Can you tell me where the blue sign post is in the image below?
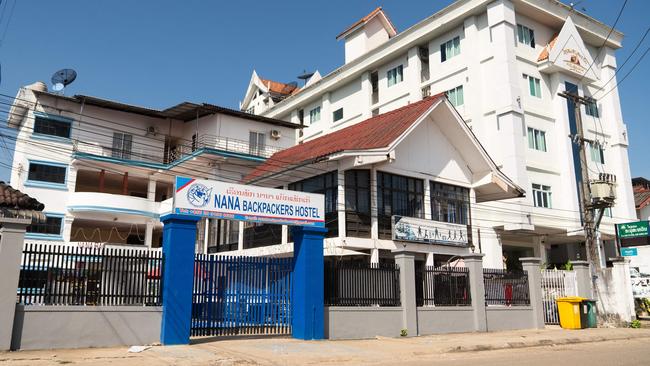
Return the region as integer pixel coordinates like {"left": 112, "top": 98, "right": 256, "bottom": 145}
{"left": 160, "top": 177, "right": 326, "bottom": 344}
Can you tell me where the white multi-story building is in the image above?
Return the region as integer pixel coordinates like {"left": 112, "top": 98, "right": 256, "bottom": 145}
{"left": 7, "top": 82, "right": 297, "bottom": 250}
{"left": 240, "top": 0, "right": 637, "bottom": 268}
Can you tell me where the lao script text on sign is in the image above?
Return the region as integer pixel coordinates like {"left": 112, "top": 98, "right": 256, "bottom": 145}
{"left": 617, "top": 221, "right": 649, "bottom": 239}
{"left": 173, "top": 176, "right": 325, "bottom": 227}
{"left": 392, "top": 215, "right": 468, "bottom": 247}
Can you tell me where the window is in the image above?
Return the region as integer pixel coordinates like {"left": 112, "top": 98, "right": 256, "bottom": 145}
{"left": 532, "top": 184, "right": 552, "bottom": 208}
{"left": 523, "top": 74, "right": 541, "bottom": 98}
{"left": 298, "top": 109, "right": 304, "bottom": 125}
{"left": 27, "top": 214, "right": 63, "bottom": 236}
{"left": 527, "top": 127, "right": 547, "bottom": 152}
{"left": 191, "top": 134, "right": 197, "bottom": 152}
{"left": 377, "top": 172, "right": 424, "bottom": 239}
{"left": 249, "top": 131, "right": 265, "bottom": 156}
{"left": 430, "top": 182, "right": 470, "bottom": 225}
{"left": 289, "top": 171, "right": 338, "bottom": 237}
{"left": 333, "top": 108, "right": 344, "bottom": 122}
{"left": 589, "top": 141, "right": 605, "bottom": 164}
{"left": 112, "top": 132, "right": 133, "bottom": 159}
{"left": 387, "top": 65, "right": 403, "bottom": 87}
{"left": 446, "top": 86, "right": 464, "bottom": 107}
{"left": 345, "top": 170, "right": 371, "bottom": 238}
{"left": 33, "top": 115, "right": 71, "bottom": 139}
{"left": 309, "top": 106, "right": 321, "bottom": 124}
{"left": 371, "top": 71, "right": 379, "bottom": 104}
{"left": 585, "top": 99, "right": 599, "bottom": 117}
{"left": 440, "top": 36, "right": 461, "bottom": 62}
{"left": 602, "top": 207, "right": 612, "bottom": 218}
{"left": 27, "top": 162, "right": 66, "bottom": 184}
{"left": 517, "top": 24, "right": 535, "bottom": 48}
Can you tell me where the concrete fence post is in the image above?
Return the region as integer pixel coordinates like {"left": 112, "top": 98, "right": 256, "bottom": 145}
{"left": 393, "top": 250, "right": 417, "bottom": 337}
{"left": 570, "top": 260, "right": 593, "bottom": 298}
{"left": 0, "top": 218, "right": 31, "bottom": 351}
{"left": 520, "top": 257, "right": 544, "bottom": 329}
{"left": 463, "top": 253, "right": 486, "bottom": 332}
{"left": 610, "top": 257, "right": 635, "bottom": 322}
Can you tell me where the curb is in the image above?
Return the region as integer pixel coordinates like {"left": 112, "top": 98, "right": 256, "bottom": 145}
{"left": 448, "top": 334, "right": 650, "bottom": 353}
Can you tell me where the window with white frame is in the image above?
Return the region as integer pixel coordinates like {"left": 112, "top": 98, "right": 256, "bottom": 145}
{"left": 585, "top": 99, "right": 599, "bottom": 117}
{"left": 524, "top": 74, "right": 541, "bottom": 98}
{"left": 387, "top": 65, "right": 403, "bottom": 87}
{"left": 440, "top": 36, "right": 460, "bottom": 62}
{"left": 527, "top": 127, "right": 547, "bottom": 152}
{"left": 309, "top": 106, "right": 321, "bottom": 124}
{"left": 532, "top": 183, "right": 552, "bottom": 208}
{"left": 589, "top": 141, "right": 605, "bottom": 164}
{"left": 112, "top": 132, "right": 133, "bottom": 159}
{"left": 517, "top": 24, "right": 535, "bottom": 48}
{"left": 249, "top": 131, "right": 266, "bottom": 156}
{"left": 446, "top": 85, "right": 464, "bottom": 107}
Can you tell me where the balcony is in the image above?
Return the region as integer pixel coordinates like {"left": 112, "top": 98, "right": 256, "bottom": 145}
{"left": 67, "top": 192, "right": 161, "bottom": 218}
{"left": 73, "top": 134, "right": 283, "bottom": 167}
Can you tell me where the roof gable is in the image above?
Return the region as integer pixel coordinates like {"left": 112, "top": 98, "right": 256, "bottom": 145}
{"left": 539, "top": 16, "right": 599, "bottom": 81}
{"left": 336, "top": 7, "right": 397, "bottom": 40}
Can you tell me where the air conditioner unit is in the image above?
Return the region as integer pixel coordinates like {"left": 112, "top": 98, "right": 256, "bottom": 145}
{"left": 270, "top": 130, "right": 281, "bottom": 140}
{"left": 146, "top": 126, "right": 157, "bottom": 136}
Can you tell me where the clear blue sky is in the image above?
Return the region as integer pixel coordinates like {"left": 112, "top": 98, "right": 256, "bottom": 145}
{"left": 0, "top": 0, "right": 648, "bottom": 182}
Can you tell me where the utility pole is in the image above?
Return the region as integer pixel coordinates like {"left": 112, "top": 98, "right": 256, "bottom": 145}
{"left": 558, "top": 91, "right": 606, "bottom": 300}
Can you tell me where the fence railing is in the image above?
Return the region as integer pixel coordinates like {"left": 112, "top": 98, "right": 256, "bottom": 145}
{"left": 324, "top": 261, "right": 401, "bottom": 307}
{"left": 418, "top": 266, "right": 471, "bottom": 306}
{"left": 18, "top": 243, "right": 163, "bottom": 306}
{"left": 483, "top": 268, "right": 530, "bottom": 306}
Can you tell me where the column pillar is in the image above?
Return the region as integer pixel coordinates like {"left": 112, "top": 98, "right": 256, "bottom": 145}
{"left": 425, "top": 252, "right": 434, "bottom": 267}
{"left": 61, "top": 215, "right": 74, "bottom": 242}
{"left": 147, "top": 177, "right": 156, "bottom": 201}
{"left": 360, "top": 71, "right": 372, "bottom": 119}
{"left": 144, "top": 220, "right": 154, "bottom": 248}
{"left": 370, "top": 168, "right": 379, "bottom": 240}
{"left": 0, "top": 218, "right": 31, "bottom": 351}
{"left": 520, "top": 257, "right": 545, "bottom": 329}
{"left": 337, "top": 169, "right": 346, "bottom": 238}
{"left": 406, "top": 46, "right": 423, "bottom": 103}
{"left": 611, "top": 257, "right": 635, "bottom": 322}
{"left": 291, "top": 226, "right": 328, "bottom": 340}
{"left": 370, "top": 248, "right": 379, "bottom": 264}
{"left": 571, "top": 260, "right": 593, "bottom": 298}
{"left": 463, "top": 253, "right": 486, "bottom": 332}
{"left": 393, "top": 250, "right": 417, "bottom": 336}
{"left": 160, "top": 214, "right": 199, "bottom": 345}
{"left": 237, "top": 221, "right": 244, "bottom": 251}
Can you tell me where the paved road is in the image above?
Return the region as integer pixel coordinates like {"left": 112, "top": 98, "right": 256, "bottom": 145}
{"left": 395, "top": 339, "right": 649, "bottom": 366}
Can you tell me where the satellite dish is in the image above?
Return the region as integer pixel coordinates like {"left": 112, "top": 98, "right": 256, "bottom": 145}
{"left": 51, "top": 69, "right": 77, "bottom": 89}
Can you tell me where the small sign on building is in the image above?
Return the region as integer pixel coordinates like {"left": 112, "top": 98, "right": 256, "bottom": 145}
{"left": 621, "top": 247, "right": 638, "bottom": 257}
{"left": 392, "top": 215, "right": 468, "bottom": 247}
{"left": 617, "top": 221, "right": 649, "bottom": 239}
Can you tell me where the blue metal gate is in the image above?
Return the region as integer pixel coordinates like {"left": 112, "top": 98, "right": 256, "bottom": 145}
{"left": 191, "top": 255, "right": 292, "bottom": 337}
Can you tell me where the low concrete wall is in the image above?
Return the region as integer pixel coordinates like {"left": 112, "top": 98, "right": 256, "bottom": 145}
{"left": 325, "top": 307, "right": 403, "bottom": 340}
{"left": 485, "top": 306, "right": 536, "bottom": 332}
{"left": 417, "top": 307, "right": 476, "bottom": 335}
{"left": 11, "top": 305, "right": 162, "bottom": 350}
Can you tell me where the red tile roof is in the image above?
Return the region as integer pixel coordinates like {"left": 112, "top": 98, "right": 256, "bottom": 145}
{"left": 243, "top": 94, "right": 445, "bottom": 183}
{"left": 538, "top": 33, "right": 559, "bottom": 62}
{"left": 260, "top": 78, "right": 300, "bottom": 96}
{"left": 336, "top": 7, "right": 397, "bottom": 40}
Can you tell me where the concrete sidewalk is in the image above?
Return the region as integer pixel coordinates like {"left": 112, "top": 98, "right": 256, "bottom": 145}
{"left": 2, "top": 327, "right": 650, "bottom": 366}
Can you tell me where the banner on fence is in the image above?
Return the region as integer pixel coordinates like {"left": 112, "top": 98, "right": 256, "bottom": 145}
{"left": 173, "top": 176, "right": 325, "bottom": 227}
{"left": 392, "top": 215, "right": 468, "bottom": 247}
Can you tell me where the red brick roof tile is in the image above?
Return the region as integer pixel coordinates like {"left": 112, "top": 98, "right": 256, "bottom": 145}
{"left": 244, "top": 94, "right": 445, "bottom": 183}
{"left": 260, "top": 78, "right": 300, "bottom": 96}
{"left": 538, "top": 33, "right": 559, "bottom": 62}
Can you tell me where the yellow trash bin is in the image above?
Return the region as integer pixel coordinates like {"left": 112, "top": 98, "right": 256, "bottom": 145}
{"left": 556, "top": 297, "right": 586, "bottom": 329}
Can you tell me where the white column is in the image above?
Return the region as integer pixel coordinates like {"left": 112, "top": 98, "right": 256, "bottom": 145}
{"left": 322, "top": 92, "right": 331, "bottom": 125}
{"left": 370, "top": 167, "right": 379, "bottom": 240}
{"left": 147, "top": 177, "right": 156, "bottom": 201}
{"left": 203, "top": 218, "right": 210, "bottom": 254}
{"left": 423, "top": 178, "right": 432, "bottom": 220}
{"left": 370, "top": 248, "right": 379, "bottom": 264}
{"left": 407, "top": 46, "right": 423, "bottom": 103}
{"left": 282, "top": 185, "right": 289, "bottom": 244}
{"left": 360, "top": 71, "right": 373, "bottom": 119}
{"left": 425, "top": 252, "right": 434, "bottom": 266}
{"left": 238, "top": 221, "right": 245, "bottom": 251}
{"left": 144, "top": 220, "right": 154, "bottom": 248}
{"left": 62, "top": 215, "right": 74, "bottom": 243}
{"left": 337, "top": 169, "right": 346, "bottom": 238}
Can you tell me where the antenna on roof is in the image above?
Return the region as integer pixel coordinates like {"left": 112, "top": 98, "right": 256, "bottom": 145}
{"left": 297, "top": 70, "right": 315, "bottom": 86}
{"left": 51, "top": 68, "right": 77, "bottom": 94}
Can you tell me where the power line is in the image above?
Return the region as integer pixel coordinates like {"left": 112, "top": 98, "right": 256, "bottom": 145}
{"left": 596, "top": 45, "right": 650, "bottom": 100}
